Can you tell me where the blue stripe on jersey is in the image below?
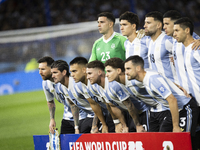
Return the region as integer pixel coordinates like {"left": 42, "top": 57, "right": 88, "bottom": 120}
{"left": 148, "top": 32, "right": 176, "bottom": 82}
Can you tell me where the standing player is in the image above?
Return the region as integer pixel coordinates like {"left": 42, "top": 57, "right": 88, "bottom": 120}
{"left": 89, "top": 12, "right": 127, "bottom": 63}
{"left": 69, "top": 57, "right": 115, "bottom": 133}
{"left": 119, "top": 11, "right": 149, "bottom": 68}
{"left": 144, "top": 11, "right": 177, "bottom": 83}
{"left": 38, "top": 56, "right": 88, "bottom": 134}
{"left": 125, "top": 55, "right": 199, "bottom": 136}
{"left": 163, "top": 10, "right": 200, "bottom": 95}
{"left": 174, "top": 17, "right": 200, "bottom": 149}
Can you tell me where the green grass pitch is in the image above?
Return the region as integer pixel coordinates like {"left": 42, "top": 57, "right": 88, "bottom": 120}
{"left": 0, "top": 90, "right": 64, "bottom": 150}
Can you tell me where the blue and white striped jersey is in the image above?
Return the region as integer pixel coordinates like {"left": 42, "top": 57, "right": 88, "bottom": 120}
{"left": 148, "top": 32, "right": 178, "bottom": 83}
{"left": 125, "top": 76, "right": 168, "bottom": 112}
{"left": 184, "top": 43, "right": 200, "bottom": 106}
{"left": 66, "top": 77, "right": 94, "bottom": 117}
{"left": 172, "top": 32, "right": 200, "bottom": 93}
{"left": 106, "top": 79, "right": 149, "bottom": 113}
{"left": 125, "top": 36, "right": 150, "bottom": 68}
{"left": 143, "top": 70, "right": 191, "bottom": 110}
{"left": 42, "top": 80, "right": 87, "bottom": 120}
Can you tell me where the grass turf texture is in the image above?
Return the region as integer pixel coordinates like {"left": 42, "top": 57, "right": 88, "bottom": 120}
{"left": 0, "top": 90, "right": 64, "bottom": 150}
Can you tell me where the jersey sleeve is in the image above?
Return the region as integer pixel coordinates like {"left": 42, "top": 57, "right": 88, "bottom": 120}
{"left": 149, "top": 76, "right": 172, "bottom": 99}
{"left": 165, "top": 36, "right": 173, "bottom": 53}
{"left": 42, "top": 80, "right": 54, "bottom": 102}
{"left": 109, "top": 81, "right": 130, "bottom": 101}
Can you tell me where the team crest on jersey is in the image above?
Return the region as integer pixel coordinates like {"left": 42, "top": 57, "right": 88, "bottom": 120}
{"left": 158, "top": 86, "right": 166, "bottom": 93}
{"left": 118, "top": 90, "right": 123, "bottom": 96}
{"left": 111, "top": 43, "right": 115, "bottom": 49}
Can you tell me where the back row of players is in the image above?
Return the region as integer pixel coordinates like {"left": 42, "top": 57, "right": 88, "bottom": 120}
{"left": 38, "top": 10, "right": 200, "bottom": 149}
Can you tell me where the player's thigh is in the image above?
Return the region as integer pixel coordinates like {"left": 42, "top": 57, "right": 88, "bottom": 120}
{"left": 179, "top": 98, "right": 199, "bottom": 136}
{"left": 159, "top": 110, "right": 172, "bottom": 132}
{"left": 60, "top": 119, "right": 75, "bottom": 134}
{"left": 79, "top": 117, "right": 93, "bottom": 133}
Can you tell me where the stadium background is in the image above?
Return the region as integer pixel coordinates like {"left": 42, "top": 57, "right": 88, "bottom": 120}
{"left": 0, "top": 0, "right": 200, "bottom": 149}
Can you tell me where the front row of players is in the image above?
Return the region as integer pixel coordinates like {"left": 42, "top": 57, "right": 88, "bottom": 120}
{"left": 38, "top": 56, "right": 199, "bottom": 139}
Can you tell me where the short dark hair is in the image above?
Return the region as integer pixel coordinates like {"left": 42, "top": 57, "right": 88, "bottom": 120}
{"left": 51, "top": 60, "right": 70, "bottom": 77}
{"left": 119, "top": 11, "right": 139, "bottom": 30}
{"left": 174, "top": 17, "right": 193, "bottom": 35}
{"left": 163, "top": 10, "right": 181, "bottom": 21}
{"left": 125, "top": 55, "right": 144, "bottom": 69}
{"left": 104, "top": 57, "right": 125, "bottom": 72}
{"left": 145, "top": 11, "right": 163, "bottom": 24}
{"left": 98, "top": 12, "right": 115, "bottom": 25}
{"left": 69, "top": 57, "right": 88, "bottom": 66}
{"left": 37, "top": 56, "right": 54, "bottom": 67}
{"left": 87, "top": 60, "right": 105, "bottom": 71}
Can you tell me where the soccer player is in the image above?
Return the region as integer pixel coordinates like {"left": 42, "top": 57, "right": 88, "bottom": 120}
{"left": 38, "top": 56, "right": 88, "bottom": 134}
{"left": 144, "top": 11, "right": 177, "bottom": 83}
{"left": 163, "top": 10, "right": 200, "bottom": 95}
{"left": 125, "top": 55, "right": 199, "bottom": 135}
{"left": 69, "top": 57, "right": 115, "bottom": 133}
{"left": 89, "top": 12, "right": 127, "bottom": 63}
{"left": 119, "top": 11, "right": 149, "bottom": 68}
{"left": 51, "top": 60, "right": 96, "bottom": 133}
{"left": 173, "top": 18, "right": 200, "bottom": 148}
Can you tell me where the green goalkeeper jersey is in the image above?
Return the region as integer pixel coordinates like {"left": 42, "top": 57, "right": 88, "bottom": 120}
{"left": 89, "top": 32, "right": 127, "bottom": 63}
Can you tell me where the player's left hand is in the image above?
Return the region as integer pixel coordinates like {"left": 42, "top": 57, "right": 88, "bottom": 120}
{"left": 101, "top": 125, "right": 109, "bottom": 133}
{"left": 90, "top": 125, "right": 99, "bottom": 133}
{"left": 192, "top": 39, "right": 200, "bottom": 50}
{"left": 136, "top": 125, "right": 146, "bottom": 132}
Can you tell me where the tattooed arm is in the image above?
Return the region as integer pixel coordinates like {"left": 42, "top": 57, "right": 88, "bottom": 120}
{"left": 67, "top": 98, "right": 80, "bottom": 134}
{"left": 48, "top": 100, "right": 56, "bottom": 134}
{"left": 91, "top": 114, "right": 100, "bottom": 133}
{"left": 123, "top": 98, "right": 146, "bottom": 132}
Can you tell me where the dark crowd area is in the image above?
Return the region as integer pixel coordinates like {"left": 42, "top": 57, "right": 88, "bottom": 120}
{"left": 0, "top": 0, "right": 200, "bottom": 31}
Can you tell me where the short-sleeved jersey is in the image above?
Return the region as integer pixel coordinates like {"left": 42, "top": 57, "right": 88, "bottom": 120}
{"left": 172, "top": 32, "right": 200, "bottom": 93}
{"left": 106, "top": 79, "right": 149, "bottom": 113}
{"left": 125, "top": 36, "right": 150, "bottom": 68}
{"left": 88, "top": 77, "right": 148, "bottom": 112}
{"left": 143, "top": 70, "right": 191, "bottom": 110}
{"left": 89, "top": 32, "right": 127, "bottom": 63}
{"left": 42, "top": 80, "right": 87, "bottom": 120}
{"left": 184, "top": 43, "right": 200, "bottom": 106}
{"left": 76, "top": 80, "right": 107, "bottom": 110}
{"left": 148, "top": 32, "right": 178, "bottom": 83}
{"left": 126, "top": 77, "right": 168, "bottom": 112}
{"left": 66, "top": 78, "right": 94, "bottom": 116}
